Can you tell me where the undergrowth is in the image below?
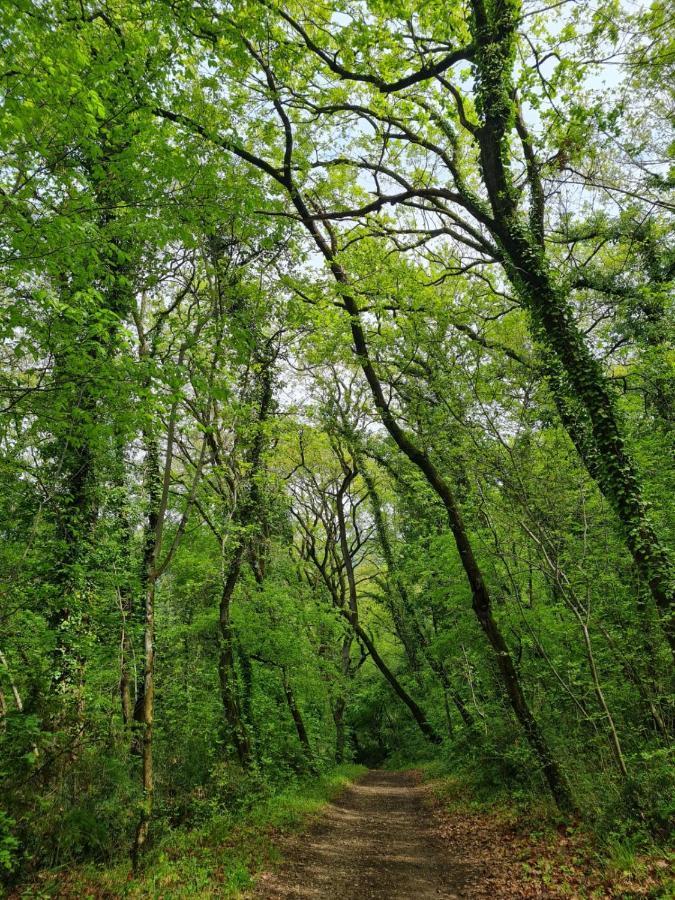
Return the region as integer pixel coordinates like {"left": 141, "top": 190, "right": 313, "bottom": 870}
{"left": 405, "top": 758, "right": 674, "bottom": 899}
{"left": 8, "top": 764, "right": 365, "bottom": 899}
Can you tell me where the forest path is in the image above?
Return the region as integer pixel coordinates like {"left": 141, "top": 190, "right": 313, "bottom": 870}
{"left": 250, "top": 769, "right": 482, "bottom": 899}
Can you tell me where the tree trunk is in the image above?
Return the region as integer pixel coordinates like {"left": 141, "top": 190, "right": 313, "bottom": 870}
{"left": 132, "top": 572, "right": 156, "bottom": 869}
{"left": 282, "top": 667, "right": 314, "bottom": 766}
{"left": 507, "top": 242, "right": 674, "bottom": 651}
{"left": 360, "top": 466, "right": 422, "bottom": 672}
{"left": 218, "top": 554, "right": 253, "bottom": 769}
{"left": 350, "top": 615, "right": 442, "bottom": 745}
{"left": 334, "top": 471, "right": 442, "bottom": 746}
{"left": 343, "top": 293, "right": 572, "bottom": 806}
{"left": 469, "top": 0, "right": 673, "bottom": 650}
{"left": 257, "top": 149, "right": 573, "bottom": 810}
{"left": 580, "top": 622, "right": 628, "bottom": 778}
{"left": 361, "top": 463, "right": 476, "bottom": 729}
{"left": 113, "top": 437, "right": 134, "bottom": 729}
{"left": 214, "top": 354, "right": 273, "bottom": 766}
{"left": 131, "top": 437, "right": 162, "bottom": 866}
{"left": 237, "top": 642, "right": 257, "bottom": 761}
{"left": 332, "top": 695, "right": 347, "bottom": 762}
{"left": 442, "top": 689, "right": 454, "bottom": 737}
{"left": 119, "top": 625, "right": 133, "bottom": 728}
{"left": 428, "top": 654, "right": 475, "bottom": 730}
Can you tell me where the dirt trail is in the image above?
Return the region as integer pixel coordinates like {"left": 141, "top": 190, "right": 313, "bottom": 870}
{"left": 251, "top": 769, "right": 482, "bottom": 899}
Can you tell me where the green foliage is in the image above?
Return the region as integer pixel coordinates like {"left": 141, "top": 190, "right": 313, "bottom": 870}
{"left": 0, "top": 812, "right": 19, "bottom": 875}
{"left": 0, "top": 0, "right": 672, "bottom": 893}
{"left": 12, "top": 765, "right": 365, "bottom": 898}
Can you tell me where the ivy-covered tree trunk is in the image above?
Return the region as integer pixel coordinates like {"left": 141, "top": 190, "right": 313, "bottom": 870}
{"left": 261, "top": 175, "right": 573, "bottom": 806}
{"left": 469, "top": 0, "right": 674, "bottom": 650}
{"left": 215, "top": 349, "right": 274, "bottom": 766}
{"left": 110, "top": 436, "right": 135, "bottom": 729}
{"left": 218, "top": 548, "right": 253, "bottom": 769}
{"left": 514, "top": 262, "right": 673, "bottom": 648}
{"left": 332, "top": 633, "right": 353, "bottom": 762}
{"left": 237, "top": 644, "right": 256, "bottom": 758}
{"left": 340, "top": 287, "right": 573, "bottom": 808}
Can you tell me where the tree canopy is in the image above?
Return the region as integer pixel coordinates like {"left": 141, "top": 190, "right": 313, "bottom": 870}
{"left": 0, "top": 0, "right": 673, "bottom": 891}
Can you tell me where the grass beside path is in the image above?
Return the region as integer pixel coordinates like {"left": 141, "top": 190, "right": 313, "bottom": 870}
{"left": 12, "top": 764, "right": 366, "bottom": 899}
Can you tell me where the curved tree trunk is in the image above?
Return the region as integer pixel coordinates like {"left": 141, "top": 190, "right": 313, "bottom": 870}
{"left": 361, "top": 463, "right": 474, "bottom": 730}
{"left": 349, "top": 615, "right": 442, "bottom": 745}
{"left": 340, "top": 297, "right": 572, "bottom": 806}
{"left": 334, "top": 468, "right": 442, "bottom": 746}
{"left": 155, "top": 99, "right": 575, "bottom": 812}
{"left": 469, "top": 0, "right": 673, "bottom": 651}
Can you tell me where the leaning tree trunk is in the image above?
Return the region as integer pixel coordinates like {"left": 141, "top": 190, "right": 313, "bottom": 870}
{"left": 350, "top": 615, "right": 442, "bottom": 745}
{"left": 333, "top": 470, "right": 442, "bottom": 745}
{"left": 158, "top": 104, "right": 575, "bottom": 811}
{"left": 340, "top": 291, "right": 572, "bottom": 807}
{"left": 281, "top": 667, "right": 315, "bottom": 768}
{"left": 469, "top": 0, "right": 673, "bottom": 651}
{"left": 504, "top": 237, "right": 673, "bottom": 650}
{"left": 270, "top": 178, "right": 573, "bottom": 808}
{"left": 361, "top": 462, "right": 475, "bottom": 728}
{"left": 360, "top": 465, "right": 422, "bottom": 672}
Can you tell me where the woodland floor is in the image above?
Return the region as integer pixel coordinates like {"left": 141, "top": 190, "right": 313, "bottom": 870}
{"left": 248, "top": 770, "right": 670, "bottom": 900}
{"left": 250, "top": 769, "right": 465, "bottom": 899}
{"left": 248, "top": 769, "right": 535, "bottom": 898}
{"left": 11, "top": 768, "right": 670, "bottom": 898}
{"left": 10, "top": 766, "right": 675, "bottom": 900}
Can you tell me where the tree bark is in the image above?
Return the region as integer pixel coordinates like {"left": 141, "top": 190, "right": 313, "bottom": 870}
{"left": 281, "top": 667, "right": 315, "bottom": 766}
{"left": 350, "top": 615, "right": 441, "bottom": 745}
{"left": 132, "top": 571, "right": 156, "bottom": 869}
{"left": 132, "top": 400, "right": 207, "bottom": 866}
{"left": 332, "top": 695, "right": 347, "bottom": 762}
{"left": 334, "top": 473, "right": 442, "bottom": 745}
{"left": 360, "top": 465, "right": 422, "bottom": 672}
{"left": 215, "top": 353, "right": 274, "bottom": 766}
{"left": 218, "top": 550, "right": 253, "bottom": 769}
{"left": 469, "top": 0, "right": 673, "bottom": 650}
{"left": 361, "top": 462, "right": 474, "bottom": 729}
{"left": 340, "top": 289, "right": 572, "bottom": 805}
{"left": 131, "top": 436, "right": 161, "bottom": 868}
{"left": 155, "top": 96, "right": 574, "bottom": 811}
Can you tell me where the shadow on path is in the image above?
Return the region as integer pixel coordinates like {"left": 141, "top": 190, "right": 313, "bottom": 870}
{"left": 251, "top": 769, "right": 484, "bottom": 899}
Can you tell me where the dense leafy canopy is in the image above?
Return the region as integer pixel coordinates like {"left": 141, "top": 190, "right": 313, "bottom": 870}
{"left": 0, "top": 0, "right": 673, "bottom": 891}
